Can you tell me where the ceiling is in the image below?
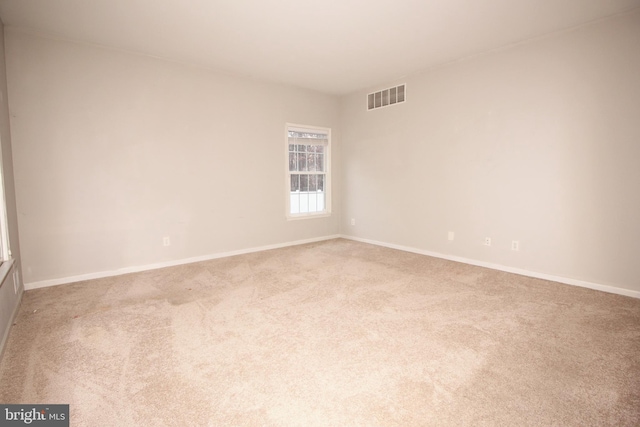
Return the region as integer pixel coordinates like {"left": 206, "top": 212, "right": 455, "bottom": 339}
{"left": 0, "top": 0, "right": 638, "bottom": 95}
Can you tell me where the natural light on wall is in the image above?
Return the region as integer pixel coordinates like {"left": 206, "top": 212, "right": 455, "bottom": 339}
{"left": 286, "top": 124, "right": 331, "bottom": 219}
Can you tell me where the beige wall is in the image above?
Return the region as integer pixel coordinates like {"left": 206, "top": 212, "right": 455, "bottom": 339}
{"left": 5, "top": 29, "right": 340, "bottom": 285}
{"left": 340, "top": 11, "right": 640, "bottom": 292}
{"left": 4, "top": 10, "right": 640, "bottom": 294}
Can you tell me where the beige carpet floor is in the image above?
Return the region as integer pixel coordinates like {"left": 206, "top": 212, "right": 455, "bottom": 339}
{"left": 1, "top": 238, "right": 639, "bottom": 426}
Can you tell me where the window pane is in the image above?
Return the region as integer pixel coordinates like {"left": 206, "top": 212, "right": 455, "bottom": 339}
{"left": 317, "top": 174, "right": 324, "bottom": 191}
{"left": 317, "top": 192, "right": 325, "bottom": 211}
{"left": 316, "top": 154, "right": 324, "bottom": 172}
{"left": 298, "top": 153, "right": 307, "bottom": 171}
{"left": 316, "top": 145, "right": 324, "bottom": 154}
{"left": 300, "top": 174, "right": 309, "bottom": 191}
{"left": 390, "top": 87, "right": 397, "bottom": 104}
{"left": 289, "top": 144, "right": 295, "bottom": 152}
{"left": 308, "top": 174, "right": 317, "bottom": 191}
{"left": 290, "top": 192, "right": 300, "bottom": 214}
{"left": 290, "top": 174, "right": 300, "bottom": 192}
{"left": 375, "top": 92, "right": 382, "bottom": 108}
{"left": 299, "top": 193, "right": 309, "bottom": 213}
{"left": 309, "top": 192, "right": 318, "bottom": 212}
{"left": 289, "top": 152, "right": 297, "bottom": 171}
{"left": 382, "top": 89, "right": 389, "bottom": 106}
{"left": 297, "top": 144, "right": 307, "bottom": 152}
{"left": 307, "top": 153, "right": 316, "bottom": 171}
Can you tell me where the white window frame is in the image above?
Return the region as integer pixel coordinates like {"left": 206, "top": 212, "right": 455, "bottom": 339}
{"left": 286, "top": 123, "right": 331, "bottom": 220}
{"left": 0, "top": 137, "right": 13, "bottom": 286}
{"left": 0, "top": 143, "right": 9, "bottom": 262}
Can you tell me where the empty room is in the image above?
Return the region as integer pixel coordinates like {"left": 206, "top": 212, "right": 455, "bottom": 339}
{"left": 0, "top": 0, "right": 639, "bottom": 425}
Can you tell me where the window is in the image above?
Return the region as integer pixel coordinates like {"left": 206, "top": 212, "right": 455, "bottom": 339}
{"left": 0, "top": 139, "right": 13, "bottom": 286}
{"left": 286, "top": 124, "right": 331, "bottom": 219}
{"left": 0, "top": 148, "right": 10, "bottom": 262}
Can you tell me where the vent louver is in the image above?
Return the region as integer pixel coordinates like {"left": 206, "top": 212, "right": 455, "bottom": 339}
{"left": 367, "top": 84, "right": 405, "bottom": 111}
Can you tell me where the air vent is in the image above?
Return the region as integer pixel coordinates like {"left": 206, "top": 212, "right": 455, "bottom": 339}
{"left": 367, "top": 84, "right": 405, "bottom": 111}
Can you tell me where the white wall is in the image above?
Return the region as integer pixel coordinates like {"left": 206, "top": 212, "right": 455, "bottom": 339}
{"left": 5, "top": 29, "right": 340, "bottom": 285}
{"left": 340, "top": 11, "right": 640, "bottom": 293}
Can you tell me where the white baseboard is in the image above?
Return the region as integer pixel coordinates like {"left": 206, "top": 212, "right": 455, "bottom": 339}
{"left": 24, "top": 234, "right": 341, "bottom": 290}
{"left": 23, "top": 233, "right": 640, "bottom": 299}
{"left": 340, "top": 235, "right": 640, "bottom": 299}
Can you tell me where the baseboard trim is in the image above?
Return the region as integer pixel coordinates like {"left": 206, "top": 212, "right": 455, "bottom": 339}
{"left": 24, "top": 234, "right": 341, "bottom": 290}
{"left": 340, "top": 235, "right": 640, "bottom": 299}
{"left": 24, "top": 234, "right": 639, "bottom": 299}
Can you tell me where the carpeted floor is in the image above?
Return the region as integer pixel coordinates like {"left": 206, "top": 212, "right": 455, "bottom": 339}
{"left": 1, "top": 238, "right": 639, "bottom": 426}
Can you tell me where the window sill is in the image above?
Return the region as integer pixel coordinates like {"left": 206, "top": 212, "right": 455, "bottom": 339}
{"left": 287, "top": 212, "right": 332, "bottom": 221}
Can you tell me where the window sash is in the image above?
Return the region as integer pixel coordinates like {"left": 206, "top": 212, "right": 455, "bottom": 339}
{"left": 288, "top": 148, "right": 325, "bottom": 173}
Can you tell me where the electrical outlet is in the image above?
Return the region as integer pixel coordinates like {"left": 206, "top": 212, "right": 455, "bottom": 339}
{"left": 448, "top": 231, "right": 454, "bottom": 241}
{"left": 484, "top": 237, "right": 491, "bottom": 246}
{"left": 351, "top": 218, "right": 356, "bottom": 226}
{"left": 163, "top": 236, "right": 170, "bottom": 246}
{"left": 511, "top": 240, "right": 519, "bottom": 251}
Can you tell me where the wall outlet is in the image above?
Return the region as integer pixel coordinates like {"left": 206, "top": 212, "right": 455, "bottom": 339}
{"left": 163, "top": 236, "right": 171, "bottom": 246}
{"left": 484, "top": 237, "right": 491, "bottom": 246}
{"left": 511, "top": 240, "right": 519, "bottom": 251}
{"left": 351, "top": 218, "right": 356, "bottom": 226}
{"left": 448, "top": 231, "right": 454, "bottom": 241}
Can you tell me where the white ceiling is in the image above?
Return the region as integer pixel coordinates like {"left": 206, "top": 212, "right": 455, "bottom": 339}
{"left": 0, "top": 0, "right": 638, "bottom": 95}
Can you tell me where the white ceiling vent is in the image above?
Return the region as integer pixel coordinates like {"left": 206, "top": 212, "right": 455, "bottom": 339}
{"left": 367, "top": 84, "right": 405, "bottom": 111}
